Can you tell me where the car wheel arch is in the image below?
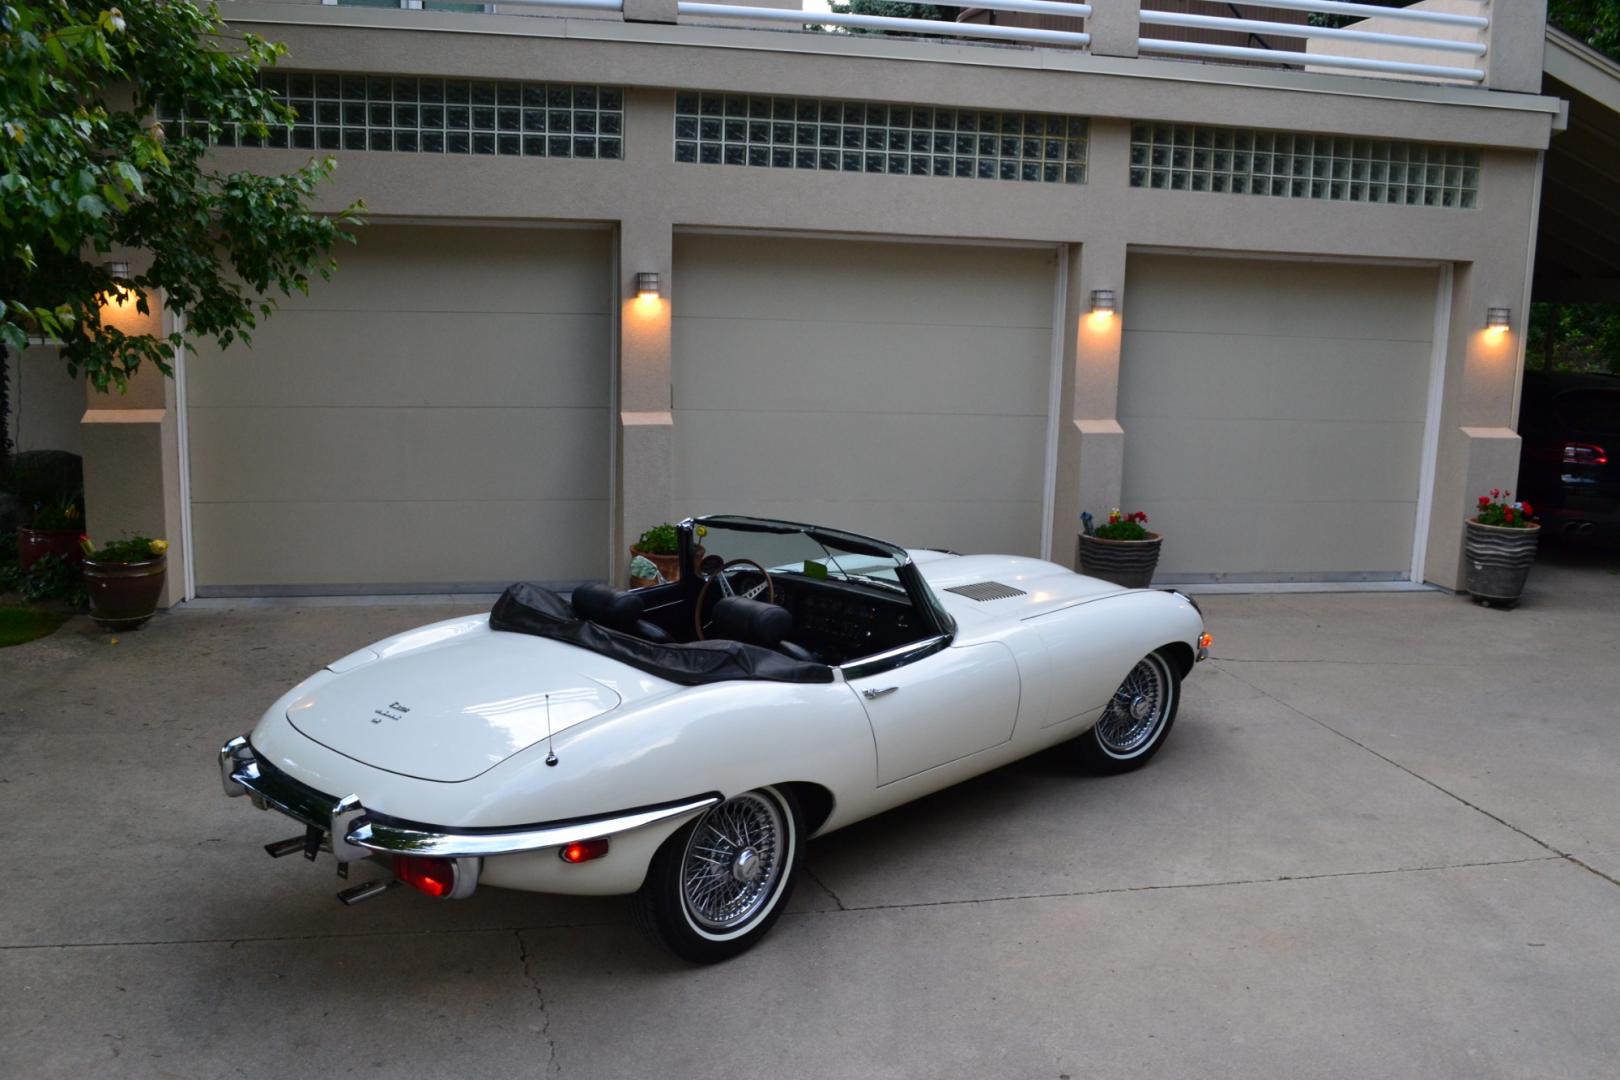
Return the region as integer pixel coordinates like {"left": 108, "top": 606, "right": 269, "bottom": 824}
{"left": 777, "top": 780, "right": 836, "bottom": 836}
{"left": 1158, "top": 641, "right": 1195, "bottom": 677}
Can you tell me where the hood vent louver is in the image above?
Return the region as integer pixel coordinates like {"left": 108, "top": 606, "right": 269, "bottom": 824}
{"left": 944, "top": 581, "right": 1027, "bottom": 602}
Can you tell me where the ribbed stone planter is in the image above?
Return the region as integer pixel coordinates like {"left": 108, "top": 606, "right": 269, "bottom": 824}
{"left": 83, "top": 556, "right": 166, "bottom": 630}
{"left": 1078, "top": 532, "right": 1163, "bottom": 589}
{"left": 1463, "top": 520, "right": 1539, "bottom": 608}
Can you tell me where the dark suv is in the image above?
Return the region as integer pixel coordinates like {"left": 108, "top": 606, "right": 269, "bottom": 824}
{"left": 1519, "top": 371, "right": 1620, "bottom": 541}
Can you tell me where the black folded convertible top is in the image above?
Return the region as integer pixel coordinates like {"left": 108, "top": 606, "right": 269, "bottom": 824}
{"left": 489, "top": 582, "right": 834, "bottom": 686}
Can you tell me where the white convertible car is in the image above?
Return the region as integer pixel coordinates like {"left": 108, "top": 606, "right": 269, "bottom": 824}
{"left": 221, "top": 515, "right": 1210, "bottom": 962}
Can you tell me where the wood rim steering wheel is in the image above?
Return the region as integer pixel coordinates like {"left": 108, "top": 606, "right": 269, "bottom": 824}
{"left": 694, "top": 558, "right": 777, "bottom": 641}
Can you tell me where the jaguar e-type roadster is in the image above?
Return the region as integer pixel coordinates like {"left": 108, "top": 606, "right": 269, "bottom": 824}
{"left": 220, "top": 515, "right": 1210, "bottom": 962}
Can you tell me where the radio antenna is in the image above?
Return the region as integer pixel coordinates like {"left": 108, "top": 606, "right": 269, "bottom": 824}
{"left": 544, "top": 693, "right": 559, "bottom": 767}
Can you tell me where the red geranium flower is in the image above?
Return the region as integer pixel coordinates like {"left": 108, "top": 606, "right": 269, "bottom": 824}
{"left": 1478, "top": 495, "right": 1489, "bottom": 507}
{"left": 1491, "top": 488, "right": 1500, "bottom": 498}
{"left": 1521, "top": 501, "right": 1533, "bottom": 516}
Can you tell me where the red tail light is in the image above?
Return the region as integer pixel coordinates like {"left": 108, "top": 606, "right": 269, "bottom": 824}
{"left": 559, "top": 837, "right": 610, "bottom": 864}
{"left": 392, "top": 855, "right": 456, "bottom": 898}
{"left": 1564, "top": 443, "right": 1608, "bottom": 466}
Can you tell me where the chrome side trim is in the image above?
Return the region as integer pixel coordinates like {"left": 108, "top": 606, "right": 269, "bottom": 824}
{"left": 839, "top": 634, "right": 951, "bottom": 680}
{"left": 222, "top": 737, "right": 720, "bottom": 860}
{"left": 346, "top": 796, "right": 720, "bottom": 859}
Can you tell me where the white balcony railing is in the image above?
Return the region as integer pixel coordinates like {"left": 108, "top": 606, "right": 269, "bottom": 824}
{"left": 680, "top": 1, "right": 1092, "bottom": 48}
{"left": 1135, "top": 1, "right": 1490, "bottom": 84}
{"left": 305, "top": 1, "right": 1505, "bottom": 88}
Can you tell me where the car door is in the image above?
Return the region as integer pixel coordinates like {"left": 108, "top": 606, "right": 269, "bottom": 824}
{"left": 845, "top": 641, "right": 1021, "bottom": 786}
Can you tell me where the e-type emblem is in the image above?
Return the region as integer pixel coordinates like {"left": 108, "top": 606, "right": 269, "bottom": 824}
{"left": 370, "top": 701, "right": 411, "bottom": 725}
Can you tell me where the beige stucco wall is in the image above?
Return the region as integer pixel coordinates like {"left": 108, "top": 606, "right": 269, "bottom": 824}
{"left": 89, "top": 6, "right": 1557, "bottom": 597}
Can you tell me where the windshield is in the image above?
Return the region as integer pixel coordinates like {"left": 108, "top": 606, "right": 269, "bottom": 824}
{"left": 689, "top": 517, "right": 908, "bottom": 593}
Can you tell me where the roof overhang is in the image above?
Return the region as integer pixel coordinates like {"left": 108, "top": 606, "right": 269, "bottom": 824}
{"left": 1536, "top": 28, "right": 1620, "bottom": 303}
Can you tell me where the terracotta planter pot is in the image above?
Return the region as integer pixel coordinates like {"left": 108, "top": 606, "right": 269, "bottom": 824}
{"left": 17, "top": 526, "right": 85, "bottom": 572}
{"left": 1463, "top": 519, "right": 1539, "bottom": 608}
{"left": 83, "top": 555, "right": 167, "bottom": 630}
{"left": 1077, "top": 532, "right": 1163, "bottom": 589}
{"left": 628, "top": 545, "right": 704, "bottom": 585}
{"left": 630, "top": 546, "right": 681, "bottom": 584}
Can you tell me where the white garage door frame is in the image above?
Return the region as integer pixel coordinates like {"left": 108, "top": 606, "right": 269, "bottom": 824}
{"left": 672, "top": 226, "right": 1068, "bottom": 560}
{"left": 171, "top": 218, "right": 617, "bottom": 601}
{"left": 1124, "top": 246, "right": 1454, "bottom": 586}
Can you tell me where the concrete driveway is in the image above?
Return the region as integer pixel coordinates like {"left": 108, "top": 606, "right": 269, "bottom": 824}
{"left": 3, "top": 549, "right": 1618, "bottom": 1079}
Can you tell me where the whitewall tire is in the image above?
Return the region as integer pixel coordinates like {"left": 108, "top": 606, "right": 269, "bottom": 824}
{"left": 632, "top": 785, "right": 802, "bottom": 963}
{"left": 1075, "top": 650, "right": 1181, "bottom": 774}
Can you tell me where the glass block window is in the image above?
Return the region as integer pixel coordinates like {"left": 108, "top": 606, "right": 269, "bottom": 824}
{"left": 673, "top": 92, "right": 1088, "bottom": 184}
{"left": 160, "top": 73, "right": 624, "bottom": 160}
{"left": 1128, "top": 123, "right": 1480, "bottom": 209}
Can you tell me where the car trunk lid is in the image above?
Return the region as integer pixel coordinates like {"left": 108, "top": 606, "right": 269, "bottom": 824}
{"left": 286, "top": 631, "right": 626, "bottom": 782}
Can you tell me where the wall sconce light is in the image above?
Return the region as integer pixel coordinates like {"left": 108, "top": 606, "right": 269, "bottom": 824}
{"left": 1485, "top": 306, "right": 1512, "bottom": 339}
{"left": 1090, "top": 289, "right": 1117, "bottom": 317}
{"left": 99, "top": 260, "right": 137, "bottom": 314}
{"left": 635, "top": 272, "right": 661, "bottom": 299}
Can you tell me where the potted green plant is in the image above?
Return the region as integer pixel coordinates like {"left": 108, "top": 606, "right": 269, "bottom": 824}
{"left": 1078, "top": 509, "right": 1163, "bottom": 589}
{"left": 1464, "top": 489, "right": 1539, "bottom": 608}
{"left": 630, "top": 523, "right": 684, "bottom": 584}
{"left": 17, "top": 497, "right": 86, "bottom": 572}
{"left": 79, "top": 534, "right": 168, "bottom": 630}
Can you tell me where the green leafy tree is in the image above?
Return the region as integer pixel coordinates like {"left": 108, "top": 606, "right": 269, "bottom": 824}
{"left": 826, "top": 1, "right": 961, "bottom": 34}
{"left": 1548, "top": 0, "right": 1620, "bottom": 57}
{"left": 1528, "top": 303, "right": 1620, "bottom": 374}
{"left": 0, "top": 0, "right": 362, "bottom": 463}
{"left": 1309, "top": 1, "right": 1406, "bottom": 30}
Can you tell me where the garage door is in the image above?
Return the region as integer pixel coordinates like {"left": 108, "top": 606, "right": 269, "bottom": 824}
{"left": 673, "top": 234, "right": 1055, "bottom": 556}
{"left": 1119, "top": 254, "right": 1437, "bottom": 582}
{"left": 187, "top": 225, "right": 611, "bottom": 594}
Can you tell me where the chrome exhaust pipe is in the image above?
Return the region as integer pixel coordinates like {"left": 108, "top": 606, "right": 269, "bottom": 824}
{"left": 337, "top": 878, "right": 402, "bottom": 906}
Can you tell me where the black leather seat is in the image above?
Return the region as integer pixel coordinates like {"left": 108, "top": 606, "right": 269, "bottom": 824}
{"left": 711, "top": 596, "right": 818, "bottom": 663}
{"left": 571, "top": 583, "right": 673, "bottom": 643}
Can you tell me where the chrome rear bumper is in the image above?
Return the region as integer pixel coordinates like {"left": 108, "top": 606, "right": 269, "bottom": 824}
{"left": 219, "top": 735, "right": 720, "bottom": 861}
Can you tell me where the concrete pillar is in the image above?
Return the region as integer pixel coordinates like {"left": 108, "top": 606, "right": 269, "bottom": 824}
{"left": 1483, "top": 0, "right": 1548, "bottom": 93}
{"left": 1053, "top": 227, "right": 1130, "bottom": 568}
{"left": 614, "top": 87, "right": 677, "bottom": 583}
{"left": 79, "top": 277, "right": 187, "bottom": 608}
{"left": 1421, "top": 155, "right": 1537, "bottom": 590}
{"left": 1086, "top": 1, "right": 1139, "bottom": 59}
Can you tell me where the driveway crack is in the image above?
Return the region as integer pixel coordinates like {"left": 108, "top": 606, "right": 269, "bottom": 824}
{"left": 807, "top": 855, "right": 1560, "bottom": 915}
{"left": 803, "top": 865, "right": 847, "bottom": 910}
{"left": 515, "top": 929, "right": 560, "bottom": 1077}
{"left": 1215, "top": 662, "right": 1620, "bottom": 892}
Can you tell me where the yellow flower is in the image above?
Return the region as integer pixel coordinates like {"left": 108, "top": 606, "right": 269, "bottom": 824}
{"left": 149, "top": 539, "right": 169, "bottom": 555}
{"left": 696, "top": 525, "right": 708, "bottom": 538}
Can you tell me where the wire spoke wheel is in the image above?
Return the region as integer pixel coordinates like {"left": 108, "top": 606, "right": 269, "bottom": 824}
{"left": 679, "top": 791, "right": 787, "bottom": 932}
{"left": 1084, "top": 651, "right": 1179, "bottom": 769}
